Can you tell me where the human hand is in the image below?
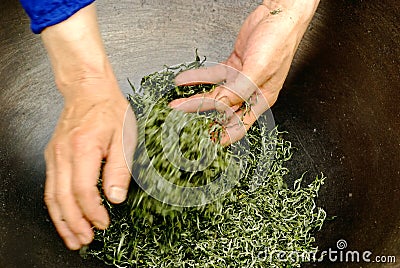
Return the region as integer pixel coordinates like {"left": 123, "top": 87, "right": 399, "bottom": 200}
{"left": 41, "top": 4, "right": 137, "bottom": 249}
{"left": 170, "top": 0, "right": 319, "bottom": 145}
{"left": 44, "top": 80, "right": 137, "bottom": 250}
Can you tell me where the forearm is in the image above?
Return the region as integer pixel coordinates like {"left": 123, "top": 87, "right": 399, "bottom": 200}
{"left": 262, "top": 0, "right": 320, "bottom": 22}
{"left": 41, "top": 3, "right": 114, "bottom": 100}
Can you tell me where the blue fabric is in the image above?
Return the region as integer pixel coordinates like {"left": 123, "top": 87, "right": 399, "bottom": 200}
{"left": 20, "top": 0, "right": 95, "bottom": 34}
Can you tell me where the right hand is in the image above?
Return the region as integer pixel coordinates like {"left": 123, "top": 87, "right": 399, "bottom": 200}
{"left": 170, "top": 0, "right": 319, "bottom": 145}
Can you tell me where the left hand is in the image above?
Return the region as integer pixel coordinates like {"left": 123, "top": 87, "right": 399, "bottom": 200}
{"left": 170, "top": 0, "right": 319, "bottom": 145}
{"left": 41, "top": 4, "right": 137, "bottom": 250}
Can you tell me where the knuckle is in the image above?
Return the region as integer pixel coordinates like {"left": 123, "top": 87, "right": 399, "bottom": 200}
{"left": 67, "top": 218, "right": 84, "bottom": 232}
{"left": 103, "top": 164, "right": 130, "bottom": 184}
{"left": 44, "top": 145, "right": 51, "bottom": 160}
{"left": 75, "top": 193, "right": 103, "bottom": 220}
{"left": 44, "top": 140, "right": 64, "bottom": 161}
{"left": 54, "top": 190, "right": 69, "bottom": 205}
{"left": 114, "top": 168, "right": 131, "bottom": 183}
{"left": 83, "top": 203, "right": 101, "bottom": 220}
{"left": 71, "top": 130, "right": 89, "bottom": 152}
{"left": 43, "top": 191, "right": 54, "bottom": 206}
{"left": 72, "top": 186, "right": 101, "bottom": 212}
{"left": 72, "top": 184, "right": 91, "bottom": 199}
{"left": 50, "top": 142, "right": 67, "bottom": 161}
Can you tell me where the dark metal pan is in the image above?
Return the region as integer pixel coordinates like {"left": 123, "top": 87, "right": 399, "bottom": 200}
{"left": 0, "top": 0, "right": 399, "bottom": 267}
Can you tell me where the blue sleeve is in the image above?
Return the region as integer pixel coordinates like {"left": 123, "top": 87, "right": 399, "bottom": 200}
{"left": 20, "top": 0, "right": 95, "bottom": 34}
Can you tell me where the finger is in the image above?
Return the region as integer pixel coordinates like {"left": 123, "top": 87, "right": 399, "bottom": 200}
{"left": 171, "top": 72, "right": 259, "bottom": 114}
{"left": 174, "top": 63, "right": 227, "bottom": 86}
{"left": 170, "top": 82, "right": 254, "bottom": 114}
{"left": 121, "top": 104, "right": 138, "bottom": 175}
{"left": 70, "top": 130, "right": 110, "bottom": 231}
{"left": 44, "top": 148, "right": 82, "bottom": 250}
{"left": 220, "top": 110, "right": 249, "bottom": 146}
{"left": 52, "top": 142, "right": 95, "bottom": 246}
{"left": 101, "top": 104, "right": 134, "bottom": 205}
{"left": 169, "top": 88, "right": 222, "bottom": 113}
{"left": 221, "top": 93, "right": 271, "bottom": 146}
{"left": 216, "top": 73, "right": 259, "bottom": 107}
{"left": 224, "top": 104, "right": 241, "bottom": 120}
{"left": 102, "top": 128, "right": 132, "bottom": 205}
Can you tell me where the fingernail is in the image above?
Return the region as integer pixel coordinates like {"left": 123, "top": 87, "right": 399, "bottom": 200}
{"left": 78, "top": 234, "right": 92, "bottom": 245}
{"left": 173, "top": 76, "right": 184, "bottom": 85}
{"left": 215, "top": 96, "right": 230, "bottom": 111}
{"left": 67, "top": 238, "right": 81, "bottom": 250}
{"left": 168, "top": 99, "right": 181, "bottom": 108}
{"left": 109, "top": 186, "right": 127, "bottom": 204}
{"left": 93, "top": 220, "right": 109, "bottom": 230}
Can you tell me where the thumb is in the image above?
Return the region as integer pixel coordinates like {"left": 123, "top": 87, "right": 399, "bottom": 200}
{"left": 102, "top": 139, "right": 132, "bottom": 204}
{"left": 102, "top": 106, "right": 137, "bottom": 204}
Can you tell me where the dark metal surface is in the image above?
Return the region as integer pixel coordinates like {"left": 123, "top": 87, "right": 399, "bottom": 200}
{"left": 0, "top": 0, "right": 399, "bottom": 267}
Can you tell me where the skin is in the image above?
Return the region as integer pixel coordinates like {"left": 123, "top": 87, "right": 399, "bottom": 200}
{"left": 41, "top": 4, "right": 137, "bottom": 250}
{"left": 40, "top": 0, "right": 319, "bottom": 250}
{"left": 170, "top": 0, "right": 320, "bottom": 145}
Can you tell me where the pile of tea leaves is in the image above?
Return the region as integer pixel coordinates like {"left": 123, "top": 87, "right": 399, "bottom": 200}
{"left": 82, "top": 58, "right": 327, "bottom": 267}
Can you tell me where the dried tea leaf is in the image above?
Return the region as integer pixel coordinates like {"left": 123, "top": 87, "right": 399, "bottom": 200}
{"left": 84, "top": 58, "right": 327, "bottom": 268}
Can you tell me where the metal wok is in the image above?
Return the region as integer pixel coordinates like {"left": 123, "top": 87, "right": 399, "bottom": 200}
{"left": 0, "top": 0, "right": 399, "bottom": 267}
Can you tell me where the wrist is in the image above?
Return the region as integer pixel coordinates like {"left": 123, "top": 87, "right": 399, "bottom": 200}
{"left": 263, "top": 0, "right": 319, "bottom": 23}
{"left": 60, "top": 76, "right": 123, "bottom": 105}
{"left": 41, "top": 3, "right": 113, "bottom": 94}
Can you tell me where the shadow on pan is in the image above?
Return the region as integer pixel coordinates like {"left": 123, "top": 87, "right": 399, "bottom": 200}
{"left": 0, "top": 0, "right": 399, "bottom": 267}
